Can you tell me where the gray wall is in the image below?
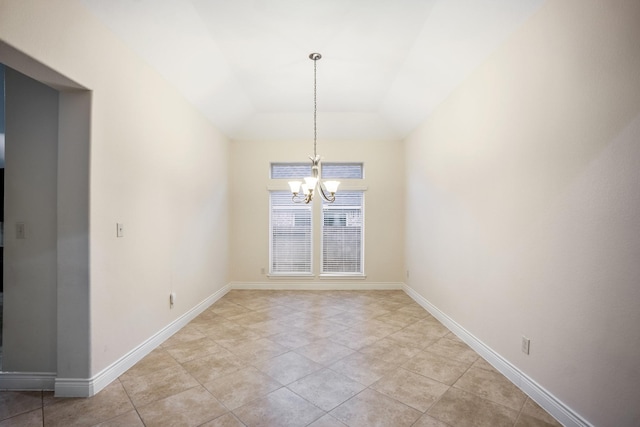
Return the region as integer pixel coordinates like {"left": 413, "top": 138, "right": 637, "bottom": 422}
{"left": 3, "top": 67, "right": 58, "bottom": 372}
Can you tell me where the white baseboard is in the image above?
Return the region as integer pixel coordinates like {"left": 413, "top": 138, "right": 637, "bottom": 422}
{"left": 54, "top": 284, "right": 231, "bottom": 397}
{"left": 403, "top": 284, "right": 592, "bottom": 427}
{"left": 0, "top": 371, "right": 56, "bottom": 391}
{"left": 229, "top": 281, "right": 403, "bottom": 290}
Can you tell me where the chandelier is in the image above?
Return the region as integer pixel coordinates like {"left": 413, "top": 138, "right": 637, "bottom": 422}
{"left": 288, "top": 53, "right": 339, "bottom": 204}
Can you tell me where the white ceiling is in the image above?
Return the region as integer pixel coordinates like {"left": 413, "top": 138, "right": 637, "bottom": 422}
{"left": 80, "top": 0, "right": 544, "bottom": 142}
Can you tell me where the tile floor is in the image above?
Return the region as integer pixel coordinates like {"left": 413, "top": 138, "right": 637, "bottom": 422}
{"left": 0, "top": 290, "right": 563, "bottom": 427}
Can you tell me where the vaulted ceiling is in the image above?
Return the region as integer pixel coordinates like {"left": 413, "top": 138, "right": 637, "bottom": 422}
{"left": 81, "top": 0, "right": 544, "bottom": 142}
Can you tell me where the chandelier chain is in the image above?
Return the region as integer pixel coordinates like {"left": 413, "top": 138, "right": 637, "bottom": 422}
{"left": 288, "top": 52, "right": 337, "bottom": 204}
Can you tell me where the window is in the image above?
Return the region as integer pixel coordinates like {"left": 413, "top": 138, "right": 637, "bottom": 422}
{"left": 270, "top": 191, "right": 312, "bottom": 274}
{"left": 322, "top": 191, "right": 364, "bottom": 274}
{"left": 271, "top": 163, "right": 311, "bottom": 179}
{"left": 269, "top": 163, "right": 364, "bottom": 276}
{"left": 321, "top": 163, "right": 363, "bottom": 179}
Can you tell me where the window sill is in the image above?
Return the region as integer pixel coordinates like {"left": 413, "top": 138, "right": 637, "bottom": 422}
{"left": 319, "top": 274, "right": 367, "bottom": 280}
{"left": 266, "top": 273, "right": 367, "bottom": 280}
{"left": 267, "top": 274, "right": 315, "bottom": 280}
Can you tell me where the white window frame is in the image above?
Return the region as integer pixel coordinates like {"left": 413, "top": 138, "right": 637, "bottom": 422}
{"left": 268, "top": 162, "right": 365, "bottom": 278}
{"left": 321, "top": 191, "right": 365, "bottom": 276}
{"left": 269, "top": 191, "right": 313, "bottom": 276}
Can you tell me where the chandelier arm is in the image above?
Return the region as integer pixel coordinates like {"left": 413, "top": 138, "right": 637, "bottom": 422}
{"left": 318, "top": 183, "right": 336, "bottom": 203}
{"left": 291, "top": 192, "right": 313, "bottom": 204}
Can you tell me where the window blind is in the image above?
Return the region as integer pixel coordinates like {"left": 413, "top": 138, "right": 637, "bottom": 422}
{"left": 270, "top": 191, "right": 312, "bottom": 274}
{"left": 322, "top": 191, "right": 363, "bottom": 274}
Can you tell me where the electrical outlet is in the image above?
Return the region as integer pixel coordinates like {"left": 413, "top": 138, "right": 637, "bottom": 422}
{"left": 116, "top": 223, "right": 124, "bottom": 238}
{"left": 261, "top": 267, "right": 266, "bottom": 275}
{"left": 521, "top": 336, "right": 531, "bottom": 355}
{"left": 170, "top": 292, "right": 176, "bottom": 308}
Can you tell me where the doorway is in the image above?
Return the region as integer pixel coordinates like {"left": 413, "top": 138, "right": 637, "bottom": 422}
{"left": 0, "top": 63, "right": 5, "bottom": 369}
{"left": 0, "top": 41, "right": 92, "bottom": 386}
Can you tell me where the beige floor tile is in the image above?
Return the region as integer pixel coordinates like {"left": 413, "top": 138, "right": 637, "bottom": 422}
{"left": 161, "top": 324, "right": 208, "bottom": 348}
{"left": 427, "top": 387, "right": 519, "bottom": 427}
{"left": 330, "top": 388, "right": 422, "bottom": 427}
{"left": 371, "top": 367, "right": 449, "bottom": 412}
{"left": 199, "top": 412, "right": 246, "bottom": 427}
{"left": 119, "top": 348, "right": 181, "bottom": 381}
{"left": 425, "top": 336, "right": 479, "bottom": 364}
{"left": 255, "top": 304, "right": 299, "bottom": 319}
{"left": 404, "top": 318, "right": 451, "bottom": 338}
{"left": 353, "top": 307, "right": 393, "bottom": 320}
{"left": 395, "top": 303, "right": 431, "bottom": 318}
{"left": 288, "top": 368, "right": 366, "bottom": 411}
{"left": 137, "top": 385, "right": 227, "bottom": 426}
{"left": 374, "top": 311, "right": 422, "bottom": 328}
{"left": 0, "top": 290, "right": 562, "bottom": 427}
{"left": 41, "top": 392, "right": 55, "bottom": 408}
{"left": 305, "top": 321, "right": 350, "bottom": 339}
{"left": 182, "top": 349, "right": 246, "bottom": 383}
{"left": 208, "top": 300, "right": 250, "bottom": 316}
{"left": 0, "top": 408, "right": 42, "bottom": 427}
{"left": 324, "top": 310, "right": 371, "bottom": 327}
{"left": 228, "top": 311, "right": 273, "bottom": 327}
{"left": 326, "top": 328, "right": 382, "bottom": 351}
{"left": 453, "top": 366, "right": 527, "bottom": 411}
{"left": 328, "top": 352, "right": 395, "bottom": 386}
{"left": 402, "top": 348, "right": 471, "bottom": 385}
{"left": 278, "top": 311, "right": 324, "bottom": 328}
{"left": 347, "top": 319, "right": 403, "bottom": 339}
{"left": 203, "top": 321, "right": 262, "bottom": 341}
{"left": 411, "top": 413, "right": 452, "bottom": 427}
{"left": 226, "top": 295, "right": 274, "bottom": 312}
{"left": 281, "top": 315, "right": 349, "bottom": 338}
{"left": 93, "top": 409, "right": 145, "bottom": 426}
{"left": 294, "top": 339, "right": 354, "bottom": 365}
{"left": 305, "top": 305, "right": 346, "bottom": 319}
{"left": 164, "top": 336, "right": 228, "bottom": 364}
{"left": 246, "top": 319, "right": 295, "bottom": 337}
{"left": 0, "top": 391, "right": 42, "bottom": 421}
{"left": 370, "top": 299, "right": 409, "bottom": 312}
{"left": 359, "top": 337, "right": 422, "bottom": 364}
{"left": 307, "top": 413, "right": 348, "bottom": 427}
{"left": 225, "top": 337, "right": 289, "bottom": 363}
{"left": 520, "top": 398, "right": 563, "bottom": 426}
{"left": 120, "top": 364, "right": 199, "bottom": 407}
{"left": 213, "top": 334, "right": 265, "bottom": 351}
{"left": 472, "top": 357, "right": 500, "bottom": 373}
{"left": 515, "top": 413, "right": 564, "bottom": 427}
{"left": 253, "top": 351, "right": 322, "bottom": 385}
{"left": 386, "top": 327, "right": 441, "bottom": 350}
{"left": 268, "top": 328, "right": 321, "bottom": 349}
{"left": 233, "top": 387, "right": 325, "bottom": 427}
{"left": 44, "top": 381, "right": 134, "bottom": 427}
{"left": 203, "top": 366, "right": 282, "bottom": 410}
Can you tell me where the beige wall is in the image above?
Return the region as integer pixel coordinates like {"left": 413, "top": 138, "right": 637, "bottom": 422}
{"left": 0, "top": 0, "right": 230, "bottom": 380}
{"left": 404, "top": 1, "right": 640, "bottom": 426}
{"left": 230, "top": 139, "right": 404, "bottom": 285}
